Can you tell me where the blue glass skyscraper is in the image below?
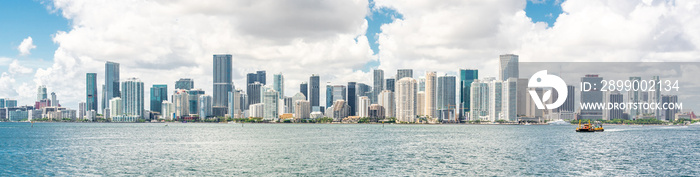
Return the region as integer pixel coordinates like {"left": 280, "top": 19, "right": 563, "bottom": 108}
{"left": 86, "top": 73, "right": 98, "bottom": 112}
{"left": 150, "top": 84, "right": 168, "bottom": 113}
{"left": 104, "top": 61, "right": 120, "bottom": 113}
{"left": 459, "top": 69, "right": 478, "bottom": 119}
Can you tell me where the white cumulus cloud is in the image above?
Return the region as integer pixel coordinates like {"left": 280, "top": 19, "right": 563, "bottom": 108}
{"left": 17, "top": 37, "right": 37, "bottom": 56}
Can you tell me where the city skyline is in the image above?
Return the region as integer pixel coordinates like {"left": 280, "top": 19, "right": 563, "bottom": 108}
{"left": 2, "top": 0, "right": 699, "bottom": 111}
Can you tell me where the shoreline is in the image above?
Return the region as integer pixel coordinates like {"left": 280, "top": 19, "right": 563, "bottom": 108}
{"left": 6, "top": 121, "right": 692, "bottom": 126}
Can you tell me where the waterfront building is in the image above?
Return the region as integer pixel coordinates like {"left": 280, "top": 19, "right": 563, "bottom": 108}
{"left": 294, "top": 100, "right": 311, "bottom": 119}
{"left": 109, "top": 97, "right": 123, "bottom": 117}
{"left": 291, "top": 92, "right": 306, "bottom": 113}
{"left": 358, "top": 96, "right": 370, "bottom": 117}
{"left": 436, "top": 75, "right": 456, "bottom": 121}
{"left": 175, "top": 78, "right": 194, "bottom": 90}
{"left": 262, "top": 87, "right": 279, "bottom": 121}
{"left": 213, "top": 54, "right": 232, "bottom": 114}
{"left": 397, "top": 69, "right": 413, "bottom": 80}
{"left": 396, "top": 77, "right": 417, "bottom": 123}
{"left": 122, "top": 78, "right": 144, "bottom": 118}
{"left": 347, "top": 82, "right": 357, "bottom": 116}
{"left": 309, "top": 74, "right": 320, "bottom": 107}
{"left": 368, "top": 104, "right": 385, "bottom": 119}
{"left": 378, "top": 90, "right": 395, "bottom": 118}
{"left": 499, "top": 54, "right": 519, "bottom": 80}
{"left": 150, "top": 84, "right": 167, "bottom": 114}
{"left": 373, "top": 69, "right": 384, "bottom": 104}
{"left": 249, "top": 103, "right": 265, "bottom": 118}
{"left": 425, "top": 71, "right": 436, "bottom": 119}
{"left": 86, "top": 73, "right": 98, "bottom": 112}
{"left": 104, "top": 61, "right": 120, "bottom": 113}
{"left": 459, "top": 69, "right": 478, "bottom": 120}
{"left": 580, "top": 74, "right": 603, "bottom": 120}
{"left": 161, "top": 100, "right": 174, "bottom": 120}
{"left": 198, "top": 95, "right": 212, "bottom": 119}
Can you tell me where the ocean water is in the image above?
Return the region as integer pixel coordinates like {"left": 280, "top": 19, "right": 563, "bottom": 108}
{"left": 1, "top": 122, "right": 699, "bottom": 176}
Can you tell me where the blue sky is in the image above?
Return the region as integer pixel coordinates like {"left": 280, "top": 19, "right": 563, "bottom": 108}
{"left": 0, "top": 0, "right": 563, "bottom": 72}
{"left": 0, "top": 0, "right": 69, "bottom": 63}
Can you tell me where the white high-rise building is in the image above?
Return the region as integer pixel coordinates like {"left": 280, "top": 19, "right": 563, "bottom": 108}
{"left": 502, "top": 78, "right": 518, "bottom": 122}
{"left": 470, "top": 78, "right": 491, "bottom": 121}
{"left": 416, "top": 91, "right": 425, "bottom": 116}
{"left": 291, "top": 92, "right": 306, "bottom": 113}
{"left": 499, "top": 54, "right": 519, "bottom": 80}
{"left": 378, "top": 90, "right": 395, "bottom": 118}
{"left": 172, "top": 89, "right": 189, "bottom": 119}
{"left": 396, "top": 77, "right": 417, "bottom": 123}
{"left": 488, "top": 79, "right": 502, "bottom": 122}
{"left": 250, "top": 103, "right": 264, "bottom": 118}
{"left": 198, "top": 95, "right": 212, "bottom": 119}
{"left": 262, "top": 87, "right": 279, "bottom": 121}
{"left": 109, "top": 97, "right": 123, "bottom": 117}
{"left": 358, "top": 96, "right": 370, "bottom": 117}
{"left": 294, "top": 100, "right": 311, "bottom": 119}
{"left": 425, "top": 71, "right": 436, "bottom": 118}
{"left": 121, "top": 77, "right": 144, "bottom": 117}
{"left": 161, "top": 100, "right": 174, "bottom": 120}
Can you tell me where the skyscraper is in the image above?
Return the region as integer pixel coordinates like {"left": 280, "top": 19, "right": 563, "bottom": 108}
{"left": 150, "top": 84, "right": 167, "bottom": 113}
{"left": 262, "top": 87, "right": 279, "bottom": 121}
{"left": 499, "top": 54, "right": 519, "bottom": 81}
{"left": 198, "top": 95, "right": 213, "bottom": 119}
{"left": 436, "top": 75, "right": 456, "bottom": 121}
{"left": 470, "top": 78, "right": 491, "bottom": 121}
{"left": 51, "top": 92, "right": 57, "bottom": 107}
{"left": 397, "top": 69, "right": 413, "bottom": 80}
{"left": 247, "top": 82, "right": 263, "bottom": 106}
{"left": 295, "top": 100, "right": 311, "bottom": 119}
{"left": 326, "top": 84, "right": 333, "bottom": 108}
{"left": 386, "top": 78, "right": 395, "bottom": 92}
{"left": 257, "top": 71, "right": 267, "bottom": 85}
{"left": 425, "top": 72, "right": 436, "bottom": 119}
{"left": 122, "top": 77, "right": 144, "bottom": 117}
{"left": 396, "top": 77, "right": 417, "bottom": 123}
{"left": 187, "top": 89, "right": 205, "bottom": 115}
{"left": 332, "top": 85, "right": 347, "bottom": 103}
{"left": 36, "top": 85, "right": 47, "bottom": 101}
{"left": 104, "top": 61, "right": 120, "bottom": 112}
{"left": 358, "top": 96, "right": 370, "bottom": 117}
{"left": 175, "top": 78, "right": 194, "bottom": 90}
{"left": 110, "top": 97, "right": 123, "bottom": 117}
{"left": 86, "top": 73, "right": 98, "bottom": 112}
{"left": 213, "top": 54, "right": 232, "bottom": 110}
{"left": 580, "top": 74, "right": 603, "bottom": 120}
{"left": 309, "top": 74, "right": 320, "bottom": 107}
{"left": 347, "top": 82, "right": 357, "bottom": 116}
{"left": 273, "top": 73, "right": 284, "bottom": 98}
{"left": 300, "top": 82, "right": 308, "bottom": 99}
{"left": 373, "top": 69, "right": 384, "bottom": 103}
{"left": 379, "top": 90, "right": 395, "bottom": 118}
{"left": 459, "top": 69, "right": 478, "bottom": 120}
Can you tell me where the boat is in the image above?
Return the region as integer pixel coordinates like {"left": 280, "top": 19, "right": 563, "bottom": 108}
{"left": 576, "top": 120, "right": 604, "bottom": 132}
{"left": 548, "top": 119, "right": 571, "bottom": 125}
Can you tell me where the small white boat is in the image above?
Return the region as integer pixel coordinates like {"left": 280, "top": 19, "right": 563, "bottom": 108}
{"left": 548, "top": 119, "right": 572, "bottom": 125}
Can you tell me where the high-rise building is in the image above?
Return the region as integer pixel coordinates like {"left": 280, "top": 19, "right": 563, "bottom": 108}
{"left": 499, "top": 54, "right": 519, "bottom": 80}
{"left": 78, "top": 102, "right": 86, "bottom": 119}
{"left": 627, "top": 77, "right": 642, "bottom": 119}
{"left": 557, "top": 85, "right": 576, "bottom": 113}
{"left": 661, "top": 95, "right": 679, "bottom": 121}
{"left": 262, "top": 87, "right": 279, "bottom": 121}
{"left": 256, "top": 71, "right": 267, "bottom": 85}
{"left": 373, "top": 69, "right": 384, "bottom": 103}
{"left": 397, "top": 69, "right": 413, "bottom": 80}
{"left": 86, "top": 73, "right": 98, "bottom": 112}
{"left": 386, "top": 78, "right": 395, "bottom": 92}
{"left": 378, "top": 90, "right": 394, "bottom": 118}
{"left": 4, "top": 99, "right": 17, "bottom": 108}
{"left": 436, "top": 75, "right": 456, "bottom": 121}
{"left": 122, "top": 77, "right": 144, "bottom": 117}
{"left": 358, "top": 96, "right": 370, "bottom": 117}
{"left": 459, "top": 69, "right": 478, "bottom": 120}
{"left": 249, "top": 103, "right": 265, "bottom": 118}
{"left": 416, "top": 92, "right": 425, "bottom": 116}
{"left": 580, "top": 74, "right": 603, "bottom": 120}
{"left": 150, "top": 84, "right": 167, "bottom": 113}
{"left": 329, "top": 100, "right": 350, "bottom": 121}
{"left": 470, "top": 78, "right": 492, "bottom": 121}
{"left": 213, "top": 54, "right": 232, "bottom": 110}
{"left": 110, "top": 97, "right": 123, "bottom": 117}
{"left": 291, "top": 93, "right": 306, "bottom": 113}
{"left": 425, "top": 72, "right": 436, "bottom": 119}
{"left": 161, "top": 100, "right": 174, "bottom": 120}
{"left": 326, "top": 84, "right": 333, "bottom": 108}
{"left": 228, "top": 90, "right": 242, "bottom": 118}
{"left": 309, "top": 74, "right": 320, "bottom": 107}
{"left": 347, "top": 82, "right": 357, "bottom": 116}
{"left": 273, "top": 73, "right": 284, "bottom": 98}
{"left": 300, "top": 82, "right": 308, "bottom": 99}
{"left": 418, "top": 78, "right": 425, "bottom": 92}
{"left": 332, "top": 85, "right": 347, "bottom": 104}
{"left": 283, "top": 97, "right": 293, "bottom": 114}
{"left": 603, "top": 91, "right": 624, "bottom": 120}
{"left": 502, "top": 78, "right": 518, "bottom": 122}
{"left": 187, "top": 89, "right": 205, "bottom": 115}
{"left": 247, "top": 82, "right": 263, "bottom": 106}
{"left": 104, "top": 61, "right": 120, "bottom": 112}
{"left": 396, "top": 77, "right": 417, "bottom": 123}
{"left": 36, "top": 85, "right": 47, "bottom": 101}
{"left": 198, "top": 95, "right": 213, "bottom": 119}
{"left": 369, "top": 104, "right": 385, "bottom": 119}
{"left": 294, "top": 100, "right": 311, "bottom": 119}
{"left": 172, "top": 89, "right": 189, "bottom": 119}
{"left": 51, "top": 92, "right": 58, "bottom": 107}
{"left": 175, "top": 78, "right": 194, "bottom": 90}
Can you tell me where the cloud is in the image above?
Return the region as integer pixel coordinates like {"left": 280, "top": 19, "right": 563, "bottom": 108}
{"left": 17, "top": 37, "right": 37, "bottom": 56}
{"left": 9, "top": 60, "right": 34, "bottom": 75}
{"left": 27, "top": 0, "right": 374, "bottom": 109}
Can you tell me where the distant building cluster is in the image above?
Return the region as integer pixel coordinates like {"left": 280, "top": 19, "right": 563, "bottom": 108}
{"left": 0, "top": 53, "right": 694, "bottom": 123}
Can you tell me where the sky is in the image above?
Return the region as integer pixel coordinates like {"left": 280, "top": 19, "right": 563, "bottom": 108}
{"left": 1, "top": 0, "right": 699, "bottom": 111}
